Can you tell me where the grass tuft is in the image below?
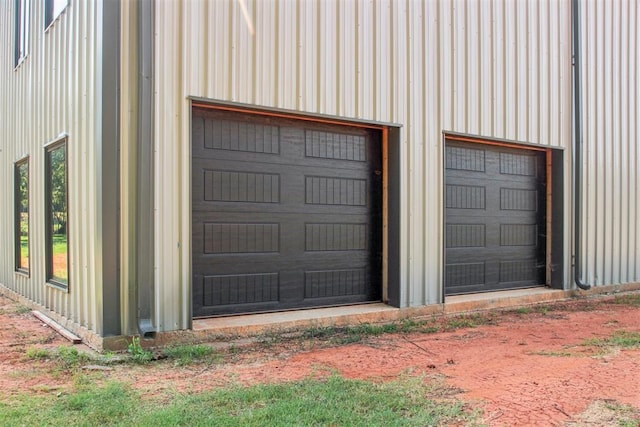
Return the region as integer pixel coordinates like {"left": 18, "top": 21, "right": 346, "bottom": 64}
{"left": 613, "top": 294, "right": 640, "bottom": 307}
{"left": 26, "top": 347, "right": 51, "bottom": 360}
{"left": 14, "top": 305, "right": 32, "bottom": 315}
{"left": 583, "top": 330, "right": 640, "bottom": 349}
{"left": 56, "top": 346, "right": 92, "bottom": 369}
{"left": 127, "top": 337, "right": 154, "bottom": 364}
{"left": 163, "top": 344, "right": 218, "bottom": 366}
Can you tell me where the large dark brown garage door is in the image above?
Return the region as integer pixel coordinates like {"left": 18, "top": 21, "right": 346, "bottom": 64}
{"left": 445, "top": 140, "right": 546, "bottom": 295}
{"left": 192, "top": 108, "right": 382, "bottom": 317}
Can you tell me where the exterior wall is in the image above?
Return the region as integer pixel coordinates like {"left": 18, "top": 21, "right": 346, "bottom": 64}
{"left": 1, "top": 0, "right": 636, "bottom": 338}
{"left": 153, "top": 0, "right": 579, "bottom": 331}
{"left": 578, "top": 0, "right": 640, "bottom": 286}
{"left": 0, "top": 2, "right": 104, "bottom": 334}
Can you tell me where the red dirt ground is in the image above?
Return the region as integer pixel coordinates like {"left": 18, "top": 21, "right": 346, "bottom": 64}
{"left": 1, "top": 292, "right": 639, "bottom": 426}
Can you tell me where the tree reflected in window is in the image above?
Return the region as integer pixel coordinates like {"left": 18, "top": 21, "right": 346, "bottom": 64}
{"left": 15, "top": 159, "right": 29, "bottom": 272}
{"left": 46, "top": 141, "right": 68, "bottom": 288}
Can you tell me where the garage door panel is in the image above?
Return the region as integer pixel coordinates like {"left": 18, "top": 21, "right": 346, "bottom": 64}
{"left": 194, "top": 252, "right": 373, "bottom": 269}
{"left": 445, "top": 141, "right": 546, "bottom": 295}
{"left": 194, "top": 117, "right": 376, "bottom": 168}
{"left": 192, "top": 109, "right": 381, "bottom": 316}
{"left": 192, "top": 169, "right": 378, "bottom": 214}
{"left": 195, "top": 267, "right": 377, "bottom": 316}
{"left": 447, "top": 247, "right": 540, "bottom": 261}
{"left": 192, "top": 160, "right": 374, "bottom": 180}
{"left": 193, "top": 151, "right": 374, "bottom": 175}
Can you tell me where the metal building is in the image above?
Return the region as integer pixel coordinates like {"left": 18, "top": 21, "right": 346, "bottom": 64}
{"left": 0, "top": 0, "right": 638, "bottom": 350}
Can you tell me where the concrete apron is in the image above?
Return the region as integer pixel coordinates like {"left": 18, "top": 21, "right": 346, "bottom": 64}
{"left": 4, "top": 283, "right": 640, "bottom": 352}
{"left": 109, "top": 282, "right": 640, "bottom": 351}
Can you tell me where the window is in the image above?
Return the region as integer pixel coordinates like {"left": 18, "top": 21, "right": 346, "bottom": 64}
{"left": 14, "top": 0, "right": 30, "bottom": 67}
{"left": 45, "top": 139, "right": 69, "bottom": 289}
{"left": 14, "top": 158, "right": 30, "bottom": 273}
{"left": 44, "top": 0, "right": 68, "bottom": 29}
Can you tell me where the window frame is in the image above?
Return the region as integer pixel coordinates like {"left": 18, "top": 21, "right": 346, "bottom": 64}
{"left": 45, "top": 137, "right": 70, "bottom": 291}
{"left": 14, "top": 157, "right": 30, "bottom": 275}
{"left": 14, "top": 0, "right": 30, "bottom": 68}
{"left": 44, "top": 0, "right": 68, "bottom": 31}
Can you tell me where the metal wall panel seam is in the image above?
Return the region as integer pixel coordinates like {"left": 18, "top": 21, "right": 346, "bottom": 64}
{"left": 540, "top": 0, "right": 549, "bottom": 146}
{"left": 621, "top": 0, "right": 631, "bottom": 282}
{"left": 634, "top": 0, "right": 640, "bottom": 281}
{"left": 466, "top": 0, "right": 478, "bottom": 135}
{"left": 504, "top": 0, "right": 516, "bottom": 140}
{"left": 422, "top": 0, "right": 440, "bottom": 304}
{"left": 516, "top": 0, "right": 527, "bottom": 141}
{"left": 492, "top": 0, "right": 504, "bottom": 142}
{"left": 585, "top": 0, "right": 596, "bottom": 283}
{"left": 479, "top": 2, "right": 492, "bottom": 136}
{"left": 431, "top": 0, "right": 444, "bottom": 304}
{"left": 614, "top": 0, "right": 623, "bottom": 283}
{"left": 407, "top": 0, "right": 424, "bottom": 305}
{"left": 529, "top": 0, "right": 539, "bottom": 144}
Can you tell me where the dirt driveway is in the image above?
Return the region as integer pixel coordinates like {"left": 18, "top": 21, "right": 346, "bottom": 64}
{"left": 1, "top": 292, "right": 640, "bottom": 426}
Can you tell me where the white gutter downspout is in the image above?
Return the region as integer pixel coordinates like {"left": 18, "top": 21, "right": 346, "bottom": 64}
{"left": 137, "top": 0, "right": 157, "bottom": 336}
{"left": 572, "top": 0, "right": 590, "bottom": 290}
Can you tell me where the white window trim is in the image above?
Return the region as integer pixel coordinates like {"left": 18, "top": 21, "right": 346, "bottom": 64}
{"left": 14, "top": 0, "right": 30, "bottom": 69}
{"left": 44, "top": 0, "right": 69, "bottom": 32}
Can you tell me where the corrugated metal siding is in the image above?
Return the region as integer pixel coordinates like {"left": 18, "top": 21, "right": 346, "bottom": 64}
{"left": 580, "top": 0, "right": 640, "bottom": 286}
{"left": 0, "top": 2, "right": 103, "bottom": 333}
{"left": 152, "top": 0, "right": 579, "bottom": 331}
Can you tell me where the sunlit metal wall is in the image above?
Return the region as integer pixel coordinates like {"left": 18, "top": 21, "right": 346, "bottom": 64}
{"left": 579, "top": 0, "right": 640, "bottom": 286}
{"left": 151, "top": 0, "right": 586, "bottom": 331}
{"left": 0, "top": 1, "right": 104, "bottom": 334}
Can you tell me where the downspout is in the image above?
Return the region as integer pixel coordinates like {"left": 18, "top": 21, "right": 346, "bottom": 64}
{"left": 136, "top": 0, "right": 157, "bottom": 337}
{"left": 572, "top": 0, "right": 590, "bottom": 290}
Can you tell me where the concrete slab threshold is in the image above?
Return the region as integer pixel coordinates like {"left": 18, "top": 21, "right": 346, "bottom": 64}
{"left": 187, "top": 283, "right": 640, "bottom": 343}
{"left": 190, "top": 287, "right": 569, "bottom": 339}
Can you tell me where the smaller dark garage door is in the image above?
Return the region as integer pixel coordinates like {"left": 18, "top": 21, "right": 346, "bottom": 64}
{"left": 192, "top": 108, "right": 382, "bottom": 317}
{"left": 445, "top": 140, "right": 547, "bottom": 295}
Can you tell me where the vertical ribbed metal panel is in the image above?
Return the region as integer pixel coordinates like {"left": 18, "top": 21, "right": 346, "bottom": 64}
{"left": 0, "top": 1, "right": 103, "bottom": 333}
{"left": 153, "top": 0, "right": 571, "bottom": 327}
{"left": 151, "top": 0, "right": 636, "bottom": 330}
{"left": 580, "top": 0, "right": 640, "bottom": 286}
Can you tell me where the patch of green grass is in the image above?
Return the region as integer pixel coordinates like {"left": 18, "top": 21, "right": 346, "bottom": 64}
{"left": 14, "top": 305, "right": 32, "bottom": 315}
{"left": 26, "top": 347, "right": 51, "bottom": 360}
{"left": 0, "top": 376, "right": 476, "bottom": 426}
{"left": 513, "top": 306, "right": 533, "bottom": 314}
{"left": 536, "top": 305, "right": 551, "bottom": 315}
{"left": 163, "top": 344, "right": 218, "bottom": 366}
{"left": 56, "top": 346, "right": 92, "bottom": 368}
{"left": 444, "top": 313, "right": 496, "bottom": 331}
{"left": 583, "top": 330, "right": 640, "bottom": 349}
{"left": 128, "top": 337, "right": 154, "bottom": 364}
{"left": 0, "top": 381, "right": 137, "bottom": 427}
{"left": 26, "top": 346, "right": 93, "bottom": 369}
{"left": 613, "top": 293, "right": 640, "bottom": 307}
